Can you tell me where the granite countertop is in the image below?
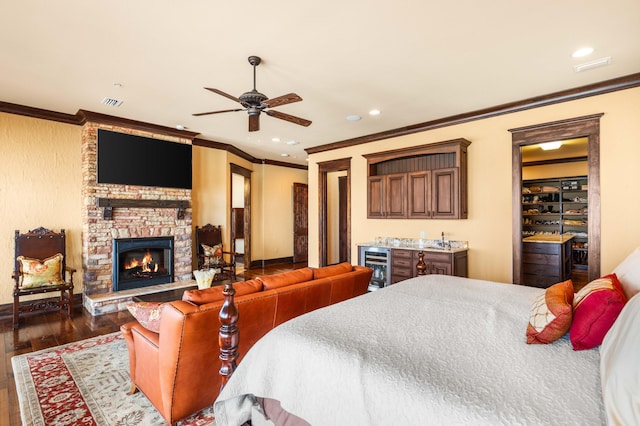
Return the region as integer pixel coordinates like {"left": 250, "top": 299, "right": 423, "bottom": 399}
{"left": 522, "top": 234, "right": 574, "bottom": 244}
{"left": 358, "top": 242, "right": 468, "bottom": 254}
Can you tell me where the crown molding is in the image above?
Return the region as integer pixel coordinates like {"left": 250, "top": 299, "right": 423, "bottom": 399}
{"left": 305, "top": 72, "right": 640, "bottom": 155}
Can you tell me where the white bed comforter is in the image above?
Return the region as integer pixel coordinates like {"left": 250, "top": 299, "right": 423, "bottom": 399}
{"left": 214, "top": 275, "right": 605, "bottom": 426}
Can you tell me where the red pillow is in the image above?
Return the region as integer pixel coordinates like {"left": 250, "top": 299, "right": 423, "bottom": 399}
{"left": 527, "top": 280, "right": 574, "bottom": 344}
{"left": 570, "top": 273, "right": 627, "bottom": 350}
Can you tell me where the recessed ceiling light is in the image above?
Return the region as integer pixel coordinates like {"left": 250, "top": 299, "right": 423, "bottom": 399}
{"left": 346, "top": 115, "right": 361, "bottom": 121}
{"left": 281, "top": 153, "right": 290, "bottom": 157}
{"left": 272, "top": 137, "right": 280, "bottom": 142}
{"left": 572, "top": 47, "right": 594, "bottom": 58}
{"left": 176, "top": 125, "right": 186, "bottom": 131}
{"left": 286, "top": 140, "right": 299, "bottom": 145}
{"left": 369, "top": 109, "right": 381, "bottom": 116}
{"left": 539, "top": 141, "right": 563, "bottom": 151}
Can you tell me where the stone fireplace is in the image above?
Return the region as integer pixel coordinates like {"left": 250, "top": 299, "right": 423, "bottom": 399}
{"left": 80, "top": 122, "right": 194, "bottom": 315}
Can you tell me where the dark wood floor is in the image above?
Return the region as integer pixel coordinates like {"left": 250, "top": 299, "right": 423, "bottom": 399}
{"left": 1, "top": 262, "right": 306, "bottom": 426}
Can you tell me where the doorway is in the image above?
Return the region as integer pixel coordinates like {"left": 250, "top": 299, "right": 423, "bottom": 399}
{"left": 318, "top": 158, "right": 351, "bottom": 267}
{"left": 230, "top": 164, "right": 252, "bottom": 270}
{"left": 510, "top": 114, "right": 602, "bottom": 285}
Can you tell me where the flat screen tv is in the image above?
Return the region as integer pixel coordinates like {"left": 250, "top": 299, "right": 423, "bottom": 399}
{"left": 97, "top": 129, "right": 192, "bottom": 189}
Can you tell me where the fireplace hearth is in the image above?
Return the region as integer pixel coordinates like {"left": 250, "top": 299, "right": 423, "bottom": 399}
{"left": 113, "top": 237, "right": 174, "bottom": 292}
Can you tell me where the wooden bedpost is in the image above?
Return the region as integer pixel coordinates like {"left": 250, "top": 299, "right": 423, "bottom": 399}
{"left": 416, "top": 251, "right": 427, "bottom": 275}
{"left": 219, "top": 282, "right": 239, "bottom": 391}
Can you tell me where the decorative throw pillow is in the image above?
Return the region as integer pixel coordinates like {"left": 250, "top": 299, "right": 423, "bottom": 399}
{"left": 201, "top": 243, "right": 223, "bottom": 264}
{"left": 570, "top": 273, "right": 627, "bottom": 350}
{"left": 613, "top": 247, "right": 640, "bottom": 300}
{"left": 126, "top": 301, "right": 165, "bottom": 333}
{"left": 17, "top": 253, "right": 65, "bottom": 289}
{"left": 526, "top": 279, "right": 574, "bottom": 344}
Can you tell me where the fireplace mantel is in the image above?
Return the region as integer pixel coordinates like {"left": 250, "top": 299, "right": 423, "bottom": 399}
{"left": 97, "top": 198, "right": 190, "bottom": 220}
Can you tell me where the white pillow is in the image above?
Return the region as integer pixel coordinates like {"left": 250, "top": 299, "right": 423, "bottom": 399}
{"left": 613, "top": 247, "right": 640, "bottom": 300}
{"left": 600, "top": 292, "right": 640, "bottom": 425}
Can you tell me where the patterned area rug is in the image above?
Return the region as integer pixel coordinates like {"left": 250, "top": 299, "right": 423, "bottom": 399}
{"left": 12, "top": 332, "right": 216, "bottom": 425}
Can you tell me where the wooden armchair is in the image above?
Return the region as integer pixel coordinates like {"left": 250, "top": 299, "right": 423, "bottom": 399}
{"left": 195, "top": 224, "right": 237, "bottom": 281}
{"left": 12, "top": 227, "right": 75, "bottom": 328}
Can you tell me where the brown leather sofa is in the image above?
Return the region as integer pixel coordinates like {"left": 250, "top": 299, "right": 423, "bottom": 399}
{"left": 120, "top": 262, "right": 372, "bottom": 425}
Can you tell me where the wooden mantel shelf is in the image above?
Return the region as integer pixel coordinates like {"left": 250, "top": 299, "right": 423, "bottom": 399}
{"left": 97, "top": 198, "right": 190, "bottom": 220}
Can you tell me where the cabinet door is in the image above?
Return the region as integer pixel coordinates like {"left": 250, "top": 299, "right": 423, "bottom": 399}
{"left": 431, "top": 168, "right": 459, "bottom": 219}
{"left": 408, "top": 171, "right": 432, "bottom": 218}
{"left": 367, "top": 176, "right": 385, "bottom": 218}
{"left": 386, "top": 173, "right": 407, "bottom": 218}
{"left": 429, "top": 261, "right": 453, "bottom": 275}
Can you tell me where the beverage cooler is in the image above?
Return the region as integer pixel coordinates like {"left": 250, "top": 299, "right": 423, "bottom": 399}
{"left": 358, "top": 245, "right": 391, "bottom": 291}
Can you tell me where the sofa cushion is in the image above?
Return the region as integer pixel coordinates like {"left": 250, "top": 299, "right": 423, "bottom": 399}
{"left": 259, "top": 268, "right": 314, "bottom": 290}
{"left": 182, "top": 280, "right": 262, "bottom": 305}
{"left": 312, "top": 262, "right": 353, "bottom": 279}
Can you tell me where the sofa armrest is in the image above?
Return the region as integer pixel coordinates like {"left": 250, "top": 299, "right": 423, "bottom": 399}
{"left": 157, "top": 301, "right": 223, "bottom": 417}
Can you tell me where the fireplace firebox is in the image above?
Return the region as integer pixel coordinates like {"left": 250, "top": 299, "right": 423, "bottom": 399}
{"left": 113, "top": 237, "right": 174, "bottom": 291}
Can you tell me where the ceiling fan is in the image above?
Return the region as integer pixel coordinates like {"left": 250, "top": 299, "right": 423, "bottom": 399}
{"left": 193, "top": 56, "right": 312, "bottom": 132}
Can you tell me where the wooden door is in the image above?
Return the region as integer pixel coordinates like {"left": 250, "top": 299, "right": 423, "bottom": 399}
{"left": 431, "top": 168, "right": 459, "bottom": 219}
{"left": 408, "top": 171, "right": 431, "bottom": 218}
{"left": 386, "top": 173, "right": 407, "bottom": 218}
{"left": 367, "top": 176, "right": 385, "bottom": 218}
{"left": 338, "top": 176, "right": 348, "bottom": 263}
{"left": 293, "top": 182, "right": 308, "bottom": 263}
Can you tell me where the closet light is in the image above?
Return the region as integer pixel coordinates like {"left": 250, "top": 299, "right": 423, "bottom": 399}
{"left": 539, "top": 141, "right": 563, "bottom": 151}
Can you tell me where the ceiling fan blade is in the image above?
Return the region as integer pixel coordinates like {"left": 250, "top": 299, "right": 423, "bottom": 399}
{"left": 192, "top": 108, "right": 243, "bottom": 117}
{"left": 249, "top": 114, "right": 260, "bottom": 132}
{"left": 265, "top": 110, "right": 312, "bottom": 127}
{"left": 262, "top": 93, "right": 302, "bottom": 108}
{"left": 204, "top": 87, "right": 241, "bottom": 104}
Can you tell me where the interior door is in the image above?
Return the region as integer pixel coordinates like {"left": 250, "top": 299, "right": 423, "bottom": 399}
{"left": 338, "top": 176, "right": 348, "bottom": 263}
{"left": 293, "top": 182, "right": 308, "bottom": 263}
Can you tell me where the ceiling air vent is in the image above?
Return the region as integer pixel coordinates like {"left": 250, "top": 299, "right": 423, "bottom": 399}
{"left": 101, "top": 97, "right": 123, "bottom": 107}
{"left": 573, "top": 57, "right": 611, "bottom": 73}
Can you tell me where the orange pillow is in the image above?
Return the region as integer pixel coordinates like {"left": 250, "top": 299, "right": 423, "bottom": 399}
{"left": 570, "top": 273, "right": 627, "bottom": 350}
{"left": 527, "top": 280, "right": 575, "bottom": 344}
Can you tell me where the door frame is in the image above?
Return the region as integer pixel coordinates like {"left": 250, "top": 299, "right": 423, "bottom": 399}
{"left": 510, "top": 114, "right": 602, "bottom": 284}
{"left": 318, "top": 158, "right": 351, "bottom": 267}
{"left": 230, "top": 164, "right": 252, "bottom": 268}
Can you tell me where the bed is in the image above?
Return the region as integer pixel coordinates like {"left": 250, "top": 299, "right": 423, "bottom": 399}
{"left": 214, "top": 253, "right": 640, "bottom": 426}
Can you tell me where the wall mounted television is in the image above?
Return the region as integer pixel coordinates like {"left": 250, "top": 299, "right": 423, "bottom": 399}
{"left": 97, "top": 129, "right": 192, "bottom": 189}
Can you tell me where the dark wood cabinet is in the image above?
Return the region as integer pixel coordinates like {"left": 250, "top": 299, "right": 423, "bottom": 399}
{"left": 365, "top": 139, "right": 470, "bottom": 220}
{"left": 368, "top": 173, "right": 407, "bottom": 218}
{"left": 391, "top": 248, "right": 467, "bottom": 284}
{"left": 522, "top": 236, "right": 573, "bottom": 288}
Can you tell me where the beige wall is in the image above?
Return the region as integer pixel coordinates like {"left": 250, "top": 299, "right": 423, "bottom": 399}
{"left": 308, "top": 87, "right": 640, "bottom": 284}
{"left": 0, "top": 113, "right": 83, "bottom": 304}
{"left": 254, "top": 164, "right": 308, "bottom": 261}
{"left": 0, "top": 112, "right": 308, "bottom": 305}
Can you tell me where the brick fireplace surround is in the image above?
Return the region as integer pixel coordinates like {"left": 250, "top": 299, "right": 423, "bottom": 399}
{"left": 81, "top": 123, "right": 194, "bottom": 315}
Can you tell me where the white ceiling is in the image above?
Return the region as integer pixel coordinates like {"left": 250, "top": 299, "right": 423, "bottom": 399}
{"left": 2, "top": 1, "right": 639, "bottom": 165}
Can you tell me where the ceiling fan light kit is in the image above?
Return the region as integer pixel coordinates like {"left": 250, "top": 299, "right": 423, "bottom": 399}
{"left": 193, "top": 56, "right": 312, "bottom": 132}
